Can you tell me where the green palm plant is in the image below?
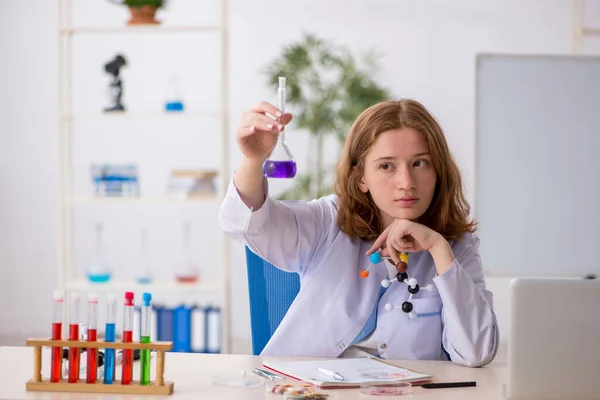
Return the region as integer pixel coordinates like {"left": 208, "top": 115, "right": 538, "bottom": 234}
{"left": 109, "top": 0, "right": 168, "bottom": 7}
{"left": 265, "top": 33, "right": 391, "bottom": 200}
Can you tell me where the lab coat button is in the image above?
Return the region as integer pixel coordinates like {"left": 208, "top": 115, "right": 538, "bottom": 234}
{"left": 339, "top": 343, "right": 346, "bottom": 349}
{"left": 380, "top": 343, "right": 387, "bottom": 350}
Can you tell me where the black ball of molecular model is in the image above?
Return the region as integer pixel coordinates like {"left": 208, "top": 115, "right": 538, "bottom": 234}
{"left": 360, "top": 250, "right": 434, "bottom": 319}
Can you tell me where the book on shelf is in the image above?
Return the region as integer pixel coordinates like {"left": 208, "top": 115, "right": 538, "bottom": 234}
{"left": 167, "top": 169, "right": 218, "bottom": 197}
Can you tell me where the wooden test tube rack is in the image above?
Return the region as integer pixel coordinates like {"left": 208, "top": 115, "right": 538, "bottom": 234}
{"left": 25, "top": 338, "right": 174, "bottom": 395}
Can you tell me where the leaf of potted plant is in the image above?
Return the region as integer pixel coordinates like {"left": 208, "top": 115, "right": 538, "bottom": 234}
{"left": 264, "top": 33, "right": 391, "bottom": 201}
{"left": 108, "top": 0, "right": 168, "bottom": 25}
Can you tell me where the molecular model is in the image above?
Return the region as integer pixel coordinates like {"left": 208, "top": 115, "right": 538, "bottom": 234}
{"left": 360, "top": 250, "right": 435, "bottom": 319}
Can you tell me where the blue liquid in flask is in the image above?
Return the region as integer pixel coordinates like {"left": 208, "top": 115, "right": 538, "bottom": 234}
{"left": 164, "top": 75, "right": 185, "bottom": 112}
{"left": 88, "top": 272, "right": 111, "bottom": 283}
{"left": 165, "top": 101, "right": 184, "bottom": 112}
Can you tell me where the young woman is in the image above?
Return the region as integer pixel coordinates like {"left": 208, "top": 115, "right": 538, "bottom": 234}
{"left": 219, "top": 99, "right": 498, "bottom": 367}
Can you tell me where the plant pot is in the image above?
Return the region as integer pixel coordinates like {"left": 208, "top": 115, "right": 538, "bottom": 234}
{"left": 127, "top": 5, "right": 160, "bottom": 25}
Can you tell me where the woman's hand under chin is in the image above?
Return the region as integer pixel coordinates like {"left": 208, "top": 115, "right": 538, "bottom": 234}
{"left": 365, "top": 219, "right": 456, "bottom": 275}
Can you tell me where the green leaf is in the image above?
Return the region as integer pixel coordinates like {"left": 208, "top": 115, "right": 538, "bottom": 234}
{"left": 265, "top": 33, "right": 392, "bottom": 200}
{"left": 114, "top": 0, "right": 167, "bottom": 8}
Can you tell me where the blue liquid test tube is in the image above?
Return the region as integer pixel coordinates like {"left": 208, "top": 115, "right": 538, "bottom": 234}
{"left": 103, "top": 294, "right": 117, "bottom": 384}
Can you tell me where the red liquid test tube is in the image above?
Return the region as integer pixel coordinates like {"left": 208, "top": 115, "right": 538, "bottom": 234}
{"left": 86, "top": 293, "right": 99, "bottom": 383}
{"left": 68, "top": 293, "right": 81, "bottom": 383}
{"left": 121, "top": 292, "right": 134, "bottom": 385}
{"left": 50, "top": 291, "right": 64, "bottom": 383}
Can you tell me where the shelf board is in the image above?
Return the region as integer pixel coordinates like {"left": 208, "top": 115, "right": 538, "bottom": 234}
{"left": 60, "top": 25, "right": 222, "bottom": 35}
{"left": 68, "top": 195, "right": 219, "bottom": 204}
{"left": 583, "top": 28, "right": 600, "bottom": 35}
{"left": 61, "top": 110, "right": 222, "bottom": 121}
{"left": 64, "top": 279, "right": 222, "bottom": 293}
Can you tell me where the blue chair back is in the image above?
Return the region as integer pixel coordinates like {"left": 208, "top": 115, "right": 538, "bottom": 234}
{"left": 245, "top": 246, "right": 300, "bottom": 355}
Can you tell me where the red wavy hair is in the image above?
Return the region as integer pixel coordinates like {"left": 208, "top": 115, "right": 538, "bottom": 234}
{"left": 334, "top": 99, "right": 476, "bottom": 241}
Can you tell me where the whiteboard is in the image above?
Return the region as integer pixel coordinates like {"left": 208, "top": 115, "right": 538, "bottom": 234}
{"left": 475, "top": 54, "right": 600, "bottom": 277}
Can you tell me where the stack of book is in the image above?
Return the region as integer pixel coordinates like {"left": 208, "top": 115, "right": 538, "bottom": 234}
{"left": 167, "top": 169, "right": 218, "bottom": 198}
{"left": 90, "top": 164, "right": 140, "bottom": 197}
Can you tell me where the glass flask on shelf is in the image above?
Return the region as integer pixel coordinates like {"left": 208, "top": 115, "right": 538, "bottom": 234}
{"left": 164, "top": 74, "right": 185, "bottom": 112}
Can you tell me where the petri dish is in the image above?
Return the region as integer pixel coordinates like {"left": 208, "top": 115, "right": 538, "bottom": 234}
{"left": 212, "top": 374, "right": 264, "bottom": 388}
{"left": 360, "top": 381, "right": 412, "bottom": 397}
{"left": 358, "top": 368, "right": 410, "bottom": 380}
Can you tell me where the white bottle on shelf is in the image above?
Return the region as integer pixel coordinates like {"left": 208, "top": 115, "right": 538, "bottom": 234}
{"left": 87, "top": 222, "right": 111, "bottom": 283}
{"left": 191, "top": 304, "right": 206, "bottom": 353}
{"left": 206, "top": 304, "right": 221, "bottom": 353}
{"left": 136, "top": 228, "right": 153, "bottom": 285}
{"left": 174, "top": 220, "right": 199, "bottom": 283}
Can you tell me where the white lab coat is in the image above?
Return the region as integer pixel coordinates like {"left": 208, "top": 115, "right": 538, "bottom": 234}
{"left": 219, "top": 178, "right": 499, "bottom": 367}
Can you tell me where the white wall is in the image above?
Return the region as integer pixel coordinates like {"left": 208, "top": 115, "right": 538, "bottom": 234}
{"left": 0, "top": 0, "right": 60, "bottom": 341}
{"left": 1, "top": 0, "right": 596, "bottom": 356}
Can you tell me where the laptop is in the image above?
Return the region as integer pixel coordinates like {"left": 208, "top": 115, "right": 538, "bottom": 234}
{"left": 506, "top": 277, "right": 600, "bottom": 400}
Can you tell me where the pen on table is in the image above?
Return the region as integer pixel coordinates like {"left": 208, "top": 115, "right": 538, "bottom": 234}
{"left": 318, "top": 367, "right": 345, "bottom": 381}
{"left": 252, "top": 367, "right": 285, "bottom": 381}
{"left": 422, "top": 381, "right": 476, "bottom": 389}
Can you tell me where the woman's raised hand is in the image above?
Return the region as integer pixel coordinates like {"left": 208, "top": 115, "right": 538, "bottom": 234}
{"left": 236, "top": 101, "right": 293, "bottom": 163}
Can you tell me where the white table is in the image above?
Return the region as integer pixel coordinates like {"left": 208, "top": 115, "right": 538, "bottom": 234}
{"left": 0, "top": 346, "right": 507, "bottom": 399}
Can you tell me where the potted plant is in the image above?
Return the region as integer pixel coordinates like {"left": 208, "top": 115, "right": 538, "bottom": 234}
{"left": 108, "top": 0, "right": 168, "bottom": 25}
{"left": 265, "top": 33, "right": 391, "bottom": 200}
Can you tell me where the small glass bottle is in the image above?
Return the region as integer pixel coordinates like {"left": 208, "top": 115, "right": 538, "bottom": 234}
{"left": 164, "top": 74, "right": 185, "bottom": 112}
{"left": 174, "top": 220, "right": 198, "bottom": 283}
{"left": 263, "top": 77, "right": 297, "bottom": 178}
{"left": 136, "top": 229, "right": 152, "bottom": 284}
{"left": 87, "top": 222, "right": 111, "bottom": 283}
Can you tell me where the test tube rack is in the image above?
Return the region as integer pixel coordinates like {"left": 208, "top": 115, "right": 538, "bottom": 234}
{"left": 25, "top": 338, "right": 174, "bottom": 395}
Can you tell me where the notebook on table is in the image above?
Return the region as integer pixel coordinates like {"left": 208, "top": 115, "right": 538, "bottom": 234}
{"left": 262, "top": 357, "right": 434, "bottom": 389}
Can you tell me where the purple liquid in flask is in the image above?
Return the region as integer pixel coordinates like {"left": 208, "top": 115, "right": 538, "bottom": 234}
{"left": 263, "top": 160, "right": 297, "bottom": 178}
{"left": 263, "top": 76, "right": 297, "bottom": 179}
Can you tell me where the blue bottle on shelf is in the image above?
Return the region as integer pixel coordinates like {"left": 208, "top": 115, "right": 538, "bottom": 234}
{"left": 155, "top": 304, "right": 174, "bottom": 345}
{"left": 173, "top": 304, "right": 193, "bottom": 353}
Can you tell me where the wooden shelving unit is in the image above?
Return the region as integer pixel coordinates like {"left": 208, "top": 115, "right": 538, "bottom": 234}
{"left": 57, "top": 0, "right": 231, "bottom": 353}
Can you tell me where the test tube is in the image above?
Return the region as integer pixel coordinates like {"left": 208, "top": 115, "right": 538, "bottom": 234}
{"left": 103, "top": 294, "right": 117, "bottom": 384}
{"left": 140, "top": 292, "right": 152, "bottom": 385}
{"left": 50, "top": 290, "right": 64, "bottom": 383}
{"left": 86, "top": 293, "right": 98, "bottom": 383}
{"left": 68, "top": 292, "right": 81, "bottom": 383}
{"left": 121, "top": 292, "right": 134, "bottom": 385}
